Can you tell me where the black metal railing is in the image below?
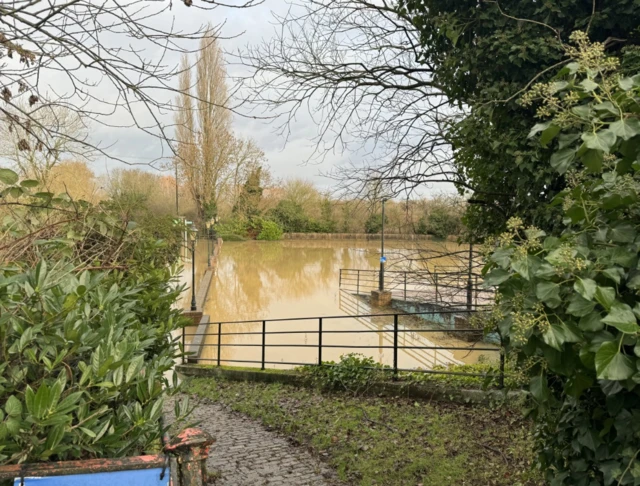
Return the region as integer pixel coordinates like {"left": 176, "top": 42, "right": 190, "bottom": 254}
{"left": 181, "top": 309, "right": 505, "bottom": 386}
{"left": 338, "top": 268, "right": 494, "bottom": 309}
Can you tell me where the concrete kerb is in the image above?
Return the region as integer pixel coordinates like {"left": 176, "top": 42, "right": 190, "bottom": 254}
{"left": 175, "top": 364, "right": 527, "bottom": 407}
{"left": 184, "top": 238, "right": 223, "bottom": 362}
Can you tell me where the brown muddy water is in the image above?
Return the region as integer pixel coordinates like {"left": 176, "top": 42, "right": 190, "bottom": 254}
{"left": 187, "top": 240, "right": 498, "bottom": 370}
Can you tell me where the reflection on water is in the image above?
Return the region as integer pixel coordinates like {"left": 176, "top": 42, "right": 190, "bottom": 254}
{"left": 192, "top": 240, "right": 498, "bottom": 369}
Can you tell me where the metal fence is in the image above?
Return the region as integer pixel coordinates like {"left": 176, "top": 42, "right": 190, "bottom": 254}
{"left": 338, "top": 268, "right": 494, "bottom": 309}
{"left": 182, "top": 309, "right": 505, "bottom": 386}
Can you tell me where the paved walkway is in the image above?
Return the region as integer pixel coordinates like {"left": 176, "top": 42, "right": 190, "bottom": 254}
{"left": 165, "top": 396, "right": 339, "bottom": 486}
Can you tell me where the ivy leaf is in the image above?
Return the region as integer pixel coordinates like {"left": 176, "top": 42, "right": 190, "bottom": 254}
{"left": 567, "top": 294, "right": 596, "bottom": 317}
{"left": 579, "top": 313, "right": 603, "bottom": 332}
{"left": 609, "top": 118, "right": 640, "bottom": 140}
{"left": 489, "top": 248, "right": 513, "bottom": 269}
{"left": 619, "top": 77, "right": 635, "bottom": 90}
{"left": 601, "top": 302, "right": 639, "bottom": 333}
{"left": 536, "top": 281, "right": 560, "bottom": 303}
{"left": 595, "top": 341, "right": 635, "bottom": 380}
{"left": 565, "top": 372, "right": 593, "bottom": 398}
{"left": 574, "top": 278, "right": 596, "bottom": 301}
{"left": 581, "top": 149, "right": 603, "bottom": 172}
{"left": 601, "top": 267, "right": 623, "bottom": 285}
{"left": 579, "top": 78, "right": 598, "bottom": 92}
{"left": 581, "top": 130, "right": 616, "bottom": 153}
{"left": 543, "top": 323, "right": 567, "bottom": 350}
{"left": 0, "top": 168, "right": 19, "bottom": 185}
{"left": 550, "top": 148, "right": 576, "bottom": 174}
{"left": 530, "top": 375, "right": 550, "bottom": 403}
{"left": 528, "top": 121, "right": 551, "bottom": 139}
{"left": 540, "top": 124, "right": 561, "bottom": 146}
{"left": 511, "top": 255, "right": 539, "bottom": 281}
{"left": 558, "top": 133, "right": 580, "bottom": 150}
{"left": 609, "top": 222, "right": 636, "bottom": 243}
{"left": 593, "top": 101, "right": 618, "bottom": 116}
{"left": 484, "top": 268, "right": 511, "bottom": 286}
{"left": 595, "top": 287, "right": 616, "bottom": 310}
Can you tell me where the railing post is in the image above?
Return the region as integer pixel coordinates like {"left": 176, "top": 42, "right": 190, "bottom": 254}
{"left": 404, "top": 272, "right": 407, "bottom": 301}
{"left": 339, "top": 270, "right": 342, "bottom": 289}
{"left": 165, "top": 428, "right": 215, "bottom": 486}
{"left": 182, "top": 325, "right": 186, "bottom": 365}
{"left": 434, "top": 273, "right": 439, "bottom": 304}
{"left": 217, "top": 322, "right": 221, "bottom": 367}
{"left": 393, "top": 314, "right": 398, "bottom": 380}
{"left": 475, "top": 275, "right": 479, "bottom": 308}
{"left": 318, "top": 317, "right": 323, "bottom": 365}
{"left": 499, "top": 349, "right": 505, "bottom": 389}
{"left": 357, "top": 270, "right": 360, "bottom": 295}
{"left": 261, "top": 320, "right": 266, "bottom": 370}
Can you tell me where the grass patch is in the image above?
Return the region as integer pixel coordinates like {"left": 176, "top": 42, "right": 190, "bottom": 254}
{"left": 185, "top": 377, "right": 542, "bottom": 486}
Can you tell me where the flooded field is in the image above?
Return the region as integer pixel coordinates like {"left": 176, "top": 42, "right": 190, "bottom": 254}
{"left": 188, "top": 239, "right": 498, "bottom": 370}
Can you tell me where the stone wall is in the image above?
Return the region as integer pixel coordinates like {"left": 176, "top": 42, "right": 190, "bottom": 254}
{"left": 283, "top": 233, "right": 458, "bottom": 242}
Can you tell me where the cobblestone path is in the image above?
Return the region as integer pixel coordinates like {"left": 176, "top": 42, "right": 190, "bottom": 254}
{"left": 166, "top": 395, "right": 340, "bottom": 486}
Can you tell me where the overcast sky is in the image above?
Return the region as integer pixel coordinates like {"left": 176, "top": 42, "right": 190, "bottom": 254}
{"left": 86, "top": 0, "right": 361, "bottom": 192}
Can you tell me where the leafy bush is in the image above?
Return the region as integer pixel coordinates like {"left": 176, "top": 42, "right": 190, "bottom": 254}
{"left": 425, "top": 206, "right": 462, "bottom": 239}
{"left": 257, "top": 220, "right": 283, "bottom": 240}
{"left": 300, "top": 354, "right": 386, "bottom": 395}
{"left": 364, "top": 213, "right": 387, "bottom": 234}
{"left": 484, "top": 33, "right": 640, "bottom": 485}
{"left": 268, "top": 200, "right": 310, "bottom": 233}
{"left": 0, "top": 170, "right": 189, "bottom": 465}
{"left": 214, "top": 218, "right": 249, "bottom": 240}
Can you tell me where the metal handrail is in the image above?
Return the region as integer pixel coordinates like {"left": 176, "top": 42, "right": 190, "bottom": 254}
{"left": 181, "top": 309, "right": 505, "bottom": 387}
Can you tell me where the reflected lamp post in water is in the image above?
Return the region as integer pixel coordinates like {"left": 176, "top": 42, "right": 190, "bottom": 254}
{"left": 190, "top": 227, "right": 198, "bottom": 311}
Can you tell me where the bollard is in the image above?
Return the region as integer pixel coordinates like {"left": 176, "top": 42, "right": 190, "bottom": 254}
{"left": 164, "top": 428, "right": 215, "bottom": 486}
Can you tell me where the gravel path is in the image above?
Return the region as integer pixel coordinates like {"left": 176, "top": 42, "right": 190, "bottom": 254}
{"left": 165, "top": 395, "right": 340, "bottom": 486}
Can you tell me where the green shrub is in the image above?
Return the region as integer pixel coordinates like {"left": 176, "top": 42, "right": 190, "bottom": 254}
{"left": 268, "top": 200, "right": 310, "bottom": 232}
{"left": 484, "top": 33, "right": 640, "bottom": 484}
{"left": 425, "top": 206, "right": 462, "bottom": 239}
{"left": 257, "top": 220, "right": 283, "bottom": 240}
{"left": 300, "top": 354, "right": 387, "bottom": 395}
{"left": 0, "top": 170, "right": 189, "bottom": 465}
{"left": 215, "top": 218, "right": 249, "bottom": 239}
{"left": 364, "top": 213, "right": 387, "bottom": 234}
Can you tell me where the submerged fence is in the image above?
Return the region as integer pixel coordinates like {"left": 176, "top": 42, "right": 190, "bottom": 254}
{"left": 338, "top": 268, "right": 494, "bottom": 309}
{"left": 182, "top": 309, "right": 505, "bottom": 386}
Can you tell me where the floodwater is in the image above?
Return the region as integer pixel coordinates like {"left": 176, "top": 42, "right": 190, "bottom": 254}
{"left": 187, "top": 240, "right": 498, "bottom": 370}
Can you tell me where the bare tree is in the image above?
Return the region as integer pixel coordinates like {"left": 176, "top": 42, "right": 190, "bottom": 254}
{"left": 0, "top": 0, "right": 260, "bottom": 172}
{"left": 219, "top": 138, "right": 268, "bottom": 217}
{"left": 234, "top": 0, "right": 462, "bottom": 200}
{"left": 0, "top": 103, "right": 90, "bottom": 185}
{"left": 175, "top": 30, "right": 266, "bottom": 222}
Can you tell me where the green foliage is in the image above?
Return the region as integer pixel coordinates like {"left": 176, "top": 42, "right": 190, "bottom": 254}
{"left": 214, "top": 218, "right": 249, "bottom": 240}
{"left": 483, "top": 37, "right": 640, "bottom": 485}
{"left": 425, "top": 206, "right": 463, "bottom": 239}
{"left": 268, "top": 200, "right": 310, "bottom": 233}
{"left": 256, "top": 220, "right": 283, "bottom": 240}
{"left": 364, "top": 213, "right": 387, "bottom": 234}
{"left": 0, "top": 171, "right": 189, "bottom": 464}
{"left": 233, "top": 167, "right": 263, "bottom": 219}
{"left": 401, "top": 0, "right": 640, "bottom": 238}
{"left": 300, "top": 354, "right": 386, "bottom": 395}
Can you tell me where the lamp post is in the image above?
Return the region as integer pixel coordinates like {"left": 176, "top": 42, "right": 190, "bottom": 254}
{"left": 379, "top": 199, "right": 386, "bottom": 291}
{"left": 190, "top": 228, "right": 198, "bottom": 311}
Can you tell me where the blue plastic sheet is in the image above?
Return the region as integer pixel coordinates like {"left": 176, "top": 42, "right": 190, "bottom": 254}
{"left": 14, "top": 467, "right": 170, "bottom": 486}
